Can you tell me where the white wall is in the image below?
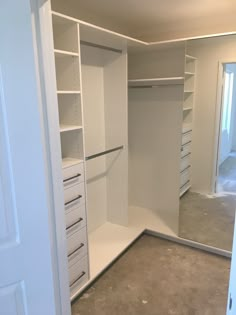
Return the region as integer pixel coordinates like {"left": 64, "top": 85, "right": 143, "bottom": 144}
{"left": 188, "top": 35, "right": 236, "bottom": 193}
{"left": 231, "top": 64, "right": 236, "bottom": 151}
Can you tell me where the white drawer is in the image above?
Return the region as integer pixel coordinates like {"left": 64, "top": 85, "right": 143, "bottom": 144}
{"left": 63, "top": 163, "right": 84, "bottom": 188}
{"left": 67, "top": 225, "right": 88, "bottom": 258}
{"left": 181, "top": 142, "right": 191, "bottom": 158}
{"left": 180, "top": 181, "right": 191, "bottom": 197}
{"left": 182, "top": 131, "right": 192, "bottom": 146}
{"left": 64, "top": 182, "right": 85, "bottom": 207}
{"left": 180, "top": 166, "right": 191, "bottom": 188}
{"left": 69, "top": 255, "right": 88, "bottom": 296}
{"left": 180, "top": 154, "right": 191, "bottom": 172}
{"left": 65, "top": 203, "right": 86, "bottom": 230}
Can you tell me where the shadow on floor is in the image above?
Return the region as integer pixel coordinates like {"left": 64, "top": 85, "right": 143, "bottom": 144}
{"left": 179, "top": 191, "right": 236, "bottom": 251}
{"left": 72, "top": 235, "right": 230, "bottom": 315}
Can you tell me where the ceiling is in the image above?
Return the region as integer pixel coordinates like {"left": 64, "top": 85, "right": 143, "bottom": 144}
{"left": 52, "top": 0, "right": 236, "bottom": 42}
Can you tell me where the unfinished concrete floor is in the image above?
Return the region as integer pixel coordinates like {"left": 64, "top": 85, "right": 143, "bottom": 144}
{"left": 72, "top": 235, "right": 230, "bottom": 315}
{"left": 179, "top": 191, "right": 236, "bottom": 251}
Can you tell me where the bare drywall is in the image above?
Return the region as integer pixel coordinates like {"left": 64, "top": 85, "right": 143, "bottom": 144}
{"left": 187, "top": 35, "right": 236, "bottom": 194}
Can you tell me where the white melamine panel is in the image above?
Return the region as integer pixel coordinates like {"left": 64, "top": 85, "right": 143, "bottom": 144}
{"left": 128, "top": 77, "right": 184, "bottom": 87}
{"left": 58, "top": 94, "right": 82, "bottom": 127}
{"left": 60, "top": 129, "right": 84, "bottom": 160}
{"left": 104, "top": 51, "right": 128, "bottom": 226}
{"left": 182, "top": 130, "right": 192, "bottom": 145}
{"left": 180, "top": 166, "right": 191, "bottom": 187}
{"left": 52, "top": 14, "right": 79, "bottom": 53}
{"left": 128, "top": 86, "right": 183, "bottom": 234}
{"left": 64, "top": 182, "right": 85, "bottom": 206}
{"left": 55, "top": 54, "right": 80, "bottom": 91}
{"left": 181, "top": 142, "right": 192, "bottom": 158}
{"left": 128, "top": 46, "right": 185, "bottom": 79}
{"left": 183, "top": 92, "right": 194, "bottom": 110}
{"left": 180, "top": 154, "right": 191, "bottom": 172}
{"left": 67, "top": 226, "right": 87, "bottom": 258}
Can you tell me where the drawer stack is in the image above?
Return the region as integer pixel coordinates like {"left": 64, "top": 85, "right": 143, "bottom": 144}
{"left": 63, "top": 160, "right": 89, "bottom": 296}
{"left": 180, "top": 125, "right": 192, "bottom": 197}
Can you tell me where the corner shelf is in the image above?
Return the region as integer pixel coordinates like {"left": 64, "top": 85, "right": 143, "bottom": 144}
{"left": 62, "top": 157, "right": 83, "bottom": 169}
{"left": 60, "top": 124, "right": 83, "bottom": 132}
{"left": 185, "top": 72, "right": 195, "bottom": 76}
{"left": 185, "top": 55, "right": 197, "bottom": 61}
{"left": 183, "top": 107, "right": 192, "bottom": 112}
{"left": 184, "top": 90, "right": 194, "bottom": 94}
{"left": 128, "top": 77, "right": 184, "bottom": 88}
{"left": 54, "top": 49, "right": 79, "bottom": 57}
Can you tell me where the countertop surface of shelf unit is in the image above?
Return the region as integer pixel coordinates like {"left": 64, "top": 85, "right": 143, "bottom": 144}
{"left": 62, "top": 157, "right": 83, "bottom": 168}
{"left": 128, "top": 77, "right": 184, "bottom": 87}
{"left": 60, "top": 124, "right": 83, "bottom": 132}
{"left": 71, "top": 206, "right": 176, "bottom": 300}
{"left": 57, "top": 90, "right": 81, "bottom": 94}
{"left": 54, "top": 49, "right": 79, "bottom": 57}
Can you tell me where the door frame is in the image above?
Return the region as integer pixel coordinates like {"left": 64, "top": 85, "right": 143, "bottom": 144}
{"left": 212, "top": 60, "right": 236, "bottom": 193}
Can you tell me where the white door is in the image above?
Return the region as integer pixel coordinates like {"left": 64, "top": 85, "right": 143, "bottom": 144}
{"left": 227, "top": 215, "right": 236, "bottom": 314}
{"left": 0, "top": 1, "right": 66, "bottom": 314}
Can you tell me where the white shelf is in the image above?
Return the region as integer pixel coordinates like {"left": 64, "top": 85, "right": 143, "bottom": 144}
{"left": 185, "top": 55, "right": 197, "bottom": 61}
{"left": 54, "top": 49, "right": 79, "bottom": 57}
{"left": 183, "top": 107, "right": 192, "bottom": 111}
{"left": 128, "top": 77, "right": 184, "bottom": 87}
{"left": 57, "top": 90, "right": 81, "bottom": 95}
{"left": 60, "top": 124, "right": 83, "bottom": 132}
{"left": 62, "top": 157, "right": 83, "bottom": 169}
{"left": 185, "top": 72, "right": 195, "bottom": 76}
{"left": 184, "top": 90, "right": 194, "bottom": 94}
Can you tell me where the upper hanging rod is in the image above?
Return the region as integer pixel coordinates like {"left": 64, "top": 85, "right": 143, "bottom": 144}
{"left": 80, "top": 40, "right": 122, "bottom": 54}
{"left": 86, "top": 145, "right": 124, "bottom": 161}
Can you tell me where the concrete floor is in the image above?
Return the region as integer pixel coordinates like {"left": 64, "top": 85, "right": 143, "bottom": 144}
{"left": 218, "top": 151, "right": 236, "bottom": 193}
{"left": 72, "top": 235, "right": 231, "bottom": 315}
{"left": 179, "top": 191, "right": 236, "bottom": 251}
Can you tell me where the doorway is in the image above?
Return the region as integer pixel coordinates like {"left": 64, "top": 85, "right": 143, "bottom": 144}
{"left": 216, "top": 63, "right": 236, "bottom": 193}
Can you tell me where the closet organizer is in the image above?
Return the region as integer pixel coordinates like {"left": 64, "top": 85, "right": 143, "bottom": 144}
{"left": 47, "top": 2, "right": 196, "bottom": 301}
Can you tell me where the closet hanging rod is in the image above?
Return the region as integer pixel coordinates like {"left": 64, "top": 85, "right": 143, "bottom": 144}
{"left": 80, "top": 40, "right": 122, "bottom": 54}
{"left": 86, "top": 145, "right": 124, "bottom": 161}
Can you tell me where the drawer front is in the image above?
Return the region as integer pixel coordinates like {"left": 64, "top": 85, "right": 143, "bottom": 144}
{"left": 64, "top": 182, "right": 85, "bottom": 207}
{"left": 180, "top": 154, "right": 191, "bottom": 172}
{"left": 180, "top": 166, "right": 191, "bottom": 188}
{"left": 63, "top": 163, "right": 84, "bottom": 187}
{"left": 67, "top": 225, "right": 87, "bottom": 258}
{"left": 65, "top": 203, "right": 86, "bottom": 230}
{"left": 69, "top": 255, "right": 88, "bottom": 296}
{"left": 180, "top": 181, "right": 191, "bottom": 196}
{"left": 182, "top": 131, "right": 192, "bottom": 146}
{"left": 181, "top": 142, "right": 191, "bottom": 158}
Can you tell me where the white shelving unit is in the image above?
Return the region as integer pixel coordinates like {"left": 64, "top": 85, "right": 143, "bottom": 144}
{"left": 51, "top": 13, "right": 89, "bottom": 298}
{"left": 180, "top": 52, "right": 197, "bottom": 197}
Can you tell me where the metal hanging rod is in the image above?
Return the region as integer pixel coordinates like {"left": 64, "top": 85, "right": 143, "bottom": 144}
{"left": 80, "top": 40, "right": 122, "bottom": 54}
{"left": 86, "top": 145, "right": 124, "bottom": 161}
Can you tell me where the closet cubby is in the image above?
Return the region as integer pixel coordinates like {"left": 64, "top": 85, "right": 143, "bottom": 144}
{"left": 54, "top": 54, "right": 80, "bottom": 92}
{"left": 52, "top": 14, "right": 79, "bottom": 53}
{"left": 58, "top": 94, "right": 82, "bottom": 130}
{"left": 183, "top": 92, "right": 194, "bottom": 110}
{"left": 60, "top": 129, "right": 84, "bottom": 162}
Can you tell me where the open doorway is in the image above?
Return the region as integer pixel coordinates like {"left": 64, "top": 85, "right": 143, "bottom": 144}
{"left": 216, "top": 63, "right": 236, "bottom": 193}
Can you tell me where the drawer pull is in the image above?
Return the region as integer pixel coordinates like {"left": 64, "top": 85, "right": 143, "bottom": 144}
{"left": 70, "top": 271, "right": 86, "bottom": 287}
{"left": 67, "top": 218, "right": 83, "bottom": 230}
{"left": 65, "top": 195, "right": 82, "bottom": 206}
{"left": 63, "top": 173, "right": 81, "bottom": 183}
{"left": 180, "top": 165, "right": 191, "bottom": 173}
{"left": 180, "top": 180, "right": 190, "bottom": 189}
{"left": 68, "top": 243, "right": 85, "bottom": 257}
{"left": 181, "top": 152, "right": 191, "bottom": 159}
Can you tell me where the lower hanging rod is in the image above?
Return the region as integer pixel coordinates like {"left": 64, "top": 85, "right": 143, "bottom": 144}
{"left": 86, "top": 145, "right": 124, "bottom": 161}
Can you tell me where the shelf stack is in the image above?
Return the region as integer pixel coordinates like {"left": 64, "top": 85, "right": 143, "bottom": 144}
{"left": 180, "top": 54, "right": 197, "bottom": 197}
{"left": 52, "top": 14, "right": 89, "bottom": 297}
